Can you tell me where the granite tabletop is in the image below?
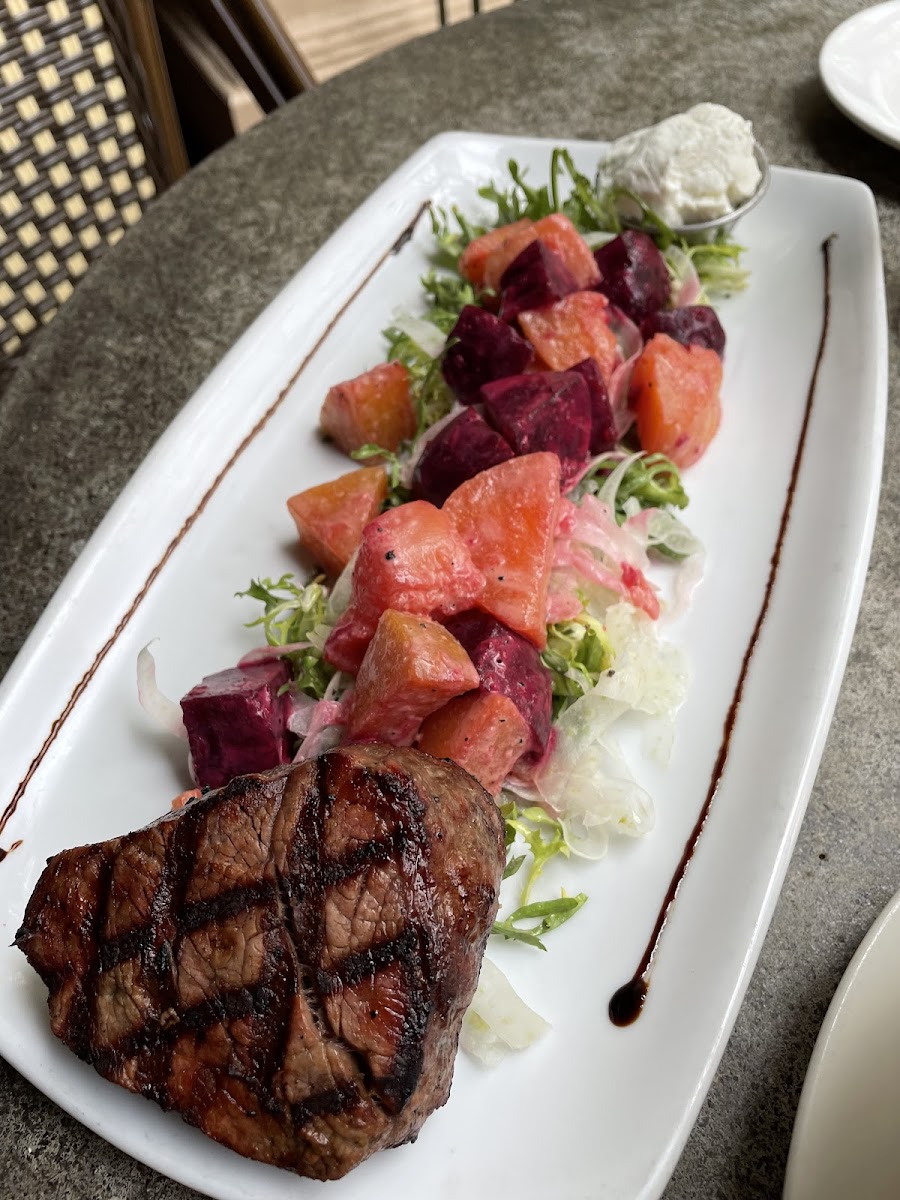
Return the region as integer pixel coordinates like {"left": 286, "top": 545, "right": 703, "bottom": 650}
{"left": 1, "top": 0, "right": 898, "bottom": 1195}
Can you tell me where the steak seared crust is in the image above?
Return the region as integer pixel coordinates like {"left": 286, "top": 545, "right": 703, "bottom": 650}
{"left": 16, "top": 745, "right": 504, "bottom": 1180}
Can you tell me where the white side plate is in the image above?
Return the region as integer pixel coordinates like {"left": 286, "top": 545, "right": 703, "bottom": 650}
{"left": 784, "top": 887, "right": 900, "bottom": 1200}
{"left": 820, "top": 0, "right": 900, "bottom": 150}
{"left": 0, "top": 133, "right": 887, "bottom": 1200}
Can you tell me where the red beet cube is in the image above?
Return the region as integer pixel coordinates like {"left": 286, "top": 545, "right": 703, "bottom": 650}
{"left": 594, "top": 230, "right": 671, "bottom": 323}
{"left": 480, "top": 371, "right": 591, "bottom": 489}
{"left": 441, "top": 304, "right": 534, "bottom": 405}
{"left": 498, "top": 240, "right": 579, "bottom": 324}
{"left": 443, "top": 610, "right": 553, "bottom": 763}
{"left": 181, "top": 660, "right": 292, "bottom": 789}
{"left": 568, "top": 356, "right": 617, "bottom": 454}
{"left": 640, "top": 305, "right": 726, "bottom": 357}
{"left": 413, "top": 408, "right": 515, "bottom": 507}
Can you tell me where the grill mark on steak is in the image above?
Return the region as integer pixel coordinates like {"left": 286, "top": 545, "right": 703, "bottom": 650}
{"left": 178, "top": 880, "right": 276, "bottom": 936}
{"left": 63, "top": 851, "right": 115, "bottom": 1064}
{"left": 269, "top": 757, "right": 379, "bottom": 1116}
{"left": 89, "top": 982, "right": 268, "bottom": 1065}
{"left": 317, "top": 829, "right": 411, "bottom": 885}
{"left": 261, "top": 765, "right": 364, "bottom": 1120}
{"left": 316, "top": 928, "right": 419, "bottom": 993}
{"left": 128, "top": 805, "right": 208, "bottom": 1098}
{"left": 17, "top": 747, "right": 505, "bottom": 1180}
{"left": 290, "top": 1078, "right": 359, "bottom": 1124}
{"left": 285, "top": 754, "right": 410, "bottom": 1113}
{"left": 316, "top": 762, "right": 435, "bottom": 1115}
{"left": 97, "top": 879, "right": 278, "bottom": 972}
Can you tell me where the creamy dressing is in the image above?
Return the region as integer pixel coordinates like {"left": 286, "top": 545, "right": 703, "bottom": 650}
{"left": 596, "top": 103, "right": 761, "bottom": 227}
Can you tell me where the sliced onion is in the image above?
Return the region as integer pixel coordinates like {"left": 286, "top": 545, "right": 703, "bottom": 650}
{"left": 294, "top": 723, "right": 343, "bottom": 761}
{"left": 666, "top": 549, "right": 707, "bottom": 624}
{"left": 605, "top": 303, "right": 643, "bottom": 361}
{"left": 389, "top": 309, "right": 447, "bottom": 358}
{"left": 499, "top": 774, "right": 544, "bottom": 807}
{"left": 567, "top": 492, "right": 651, "bottom": 573}
{"left": 137, "top": 644, "right": 188, "bottom": 742}
{"left": 554, "top": 494, "right": 659, "bottom": 619}
{"left": 284, "top": 691, "right": 318, "bottom": 737}
{"left": 608, "top": 350, "right": 641, "bottom": 438}
{"left": 582, "top": 229, "right": 618, "bottom": 250}
{"left": 557, "top": 753, "right": 656, "bottom": 860}
{"left": 237, "top": 641, "right": 311, "bottom": 668}
{"left": 643, "top": 508, "right": 704, "bottom": 559}
{"left": 567, "top": 447, "right": 627, "bottom": 493}
{"left": 294, "top": 693, "right": 352, "bottom": 761}
{"left": 595, "top": 450, "right": 643, "bottom": 510}
{"left": 460, "top": 958, "right": 550, "bottom": 1067}
{"left": 534, "top": 719, "right": 657, "bottom": 859}
{"left": 323, "top": 670, "right": 350, "bottom": 703}
{"left": 546, "top": 578, "right": 585, "bottom": 624}
{"left": 327, "top": 552, "right": 357, "bottom": 621}
{"left": 667, "top": 245, "right": 702, "bottom": 307}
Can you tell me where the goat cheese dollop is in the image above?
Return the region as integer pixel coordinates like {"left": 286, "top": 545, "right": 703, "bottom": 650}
{"left": 596, "top": 103, "right": 761, "bottom": 228}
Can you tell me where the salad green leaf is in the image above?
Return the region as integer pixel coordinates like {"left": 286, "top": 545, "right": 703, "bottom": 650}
{"left": 479, "top": 157, "right": 555, "bottom": 224}
{"left": 237, "top": 574, "right": 335, "bottom": 700}
{"left": 499, "top": 801, "right": 571, "bottom": 908}
{"left": 574, "top": 452, "right": 689, "bottom": 517}
{"left": 382, "top": 315, "right": 455, "bottom": 438}
{"left": 410, "top": 356, "right": 455, "bottom": 436}
{"left": 492, "top": 894, "right": 589, "bottom": 951}
{"left": 555, "top": 149, "right": 622, "bottom": 233}
{"left": 421, "top": 270, "right": 477, "bottom": 330}
{"left": 349, "top": 444, "right": 410, "bottom": 507}
{"left": 685, "top": 236, "right": 749, "bottom": 297}
{"left": 428, "top": 203, "right": 486, "bottom": 269}
{"left": 382, "top": 324, "right": 434, "bottom": 378}
{"left": 542, "top": 612, "right": 614, "bottom": 719}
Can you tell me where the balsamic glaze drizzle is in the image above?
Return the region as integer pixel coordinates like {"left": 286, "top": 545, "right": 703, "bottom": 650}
{"left": 609, "top": 235, "right": 835, "bottom": 1026}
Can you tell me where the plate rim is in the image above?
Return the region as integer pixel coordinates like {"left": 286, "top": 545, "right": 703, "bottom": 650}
{"left": 0, "top": 130, "right": 890, "bottom": 1200}
{"left": 783, "top": 885, "right": 900, "bottom": 1198}
{"left": 819, "top": 0, "right": 900, "bottom": 151}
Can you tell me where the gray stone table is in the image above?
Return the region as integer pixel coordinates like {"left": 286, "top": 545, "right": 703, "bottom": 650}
{"left": 1, "top": 0, "right": 898, "bottom": 1195}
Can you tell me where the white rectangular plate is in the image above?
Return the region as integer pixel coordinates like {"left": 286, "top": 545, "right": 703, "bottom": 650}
{"left": 0, "top": 133, "right": 887, "bottom": 1200}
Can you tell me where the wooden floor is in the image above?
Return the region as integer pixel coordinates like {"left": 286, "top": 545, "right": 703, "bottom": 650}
{"left": 271, "top": 0, "right": 512, "bottom": 82}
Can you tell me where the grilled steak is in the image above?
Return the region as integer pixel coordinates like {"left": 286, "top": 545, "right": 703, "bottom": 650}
{"left": 16, "top": 744, "right": 504, "bottom": 1180}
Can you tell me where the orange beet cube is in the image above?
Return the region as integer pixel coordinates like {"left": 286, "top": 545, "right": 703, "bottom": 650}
{"left": 463, "top": 214, "right": 600, "bottom": 294}
{"left": 443, "top": 452, "right": 561, "bottom": 650}
{"left": 417, "top": 691, "right": 530, "bottom": 795}
{"left": 459, "top": 218, "right": 534, "bottom": 287}
{"left": 346, "top": 610, "right": 479, "bottom": 745}
{"left": 320, "top": 361, "right": 416, "bottom": 457}
{"left": 286, "top": 466, "right": 388, "bottom": 578}
{"left": 482, "top": 222, "right": 543, "bottom": 292}
{"left": 324, "top": 499, "right": 486, "bottom": 672}
{"left": 630, "top": 333, "right": 723, "bottom": 468}
{"left": 519, "top": 291, "right": 621, "bottom": 383}
{"left": 532, "top": 213, "right": 601, "bottom": 289}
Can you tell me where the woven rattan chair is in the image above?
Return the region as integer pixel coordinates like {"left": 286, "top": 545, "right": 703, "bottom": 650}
{"left": 0, "top": 0, "right": 191, "bottom": 358}
{"left": 0, "top": 0, "right": 307, "bottom": 360}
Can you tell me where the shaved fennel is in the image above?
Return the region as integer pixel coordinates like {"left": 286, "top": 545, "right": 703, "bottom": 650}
{"left": 137, "top": 644, "right": 187, "bottom": 742}
{"left": 460, "top": 958, "right": 550, "bottom": 1067}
